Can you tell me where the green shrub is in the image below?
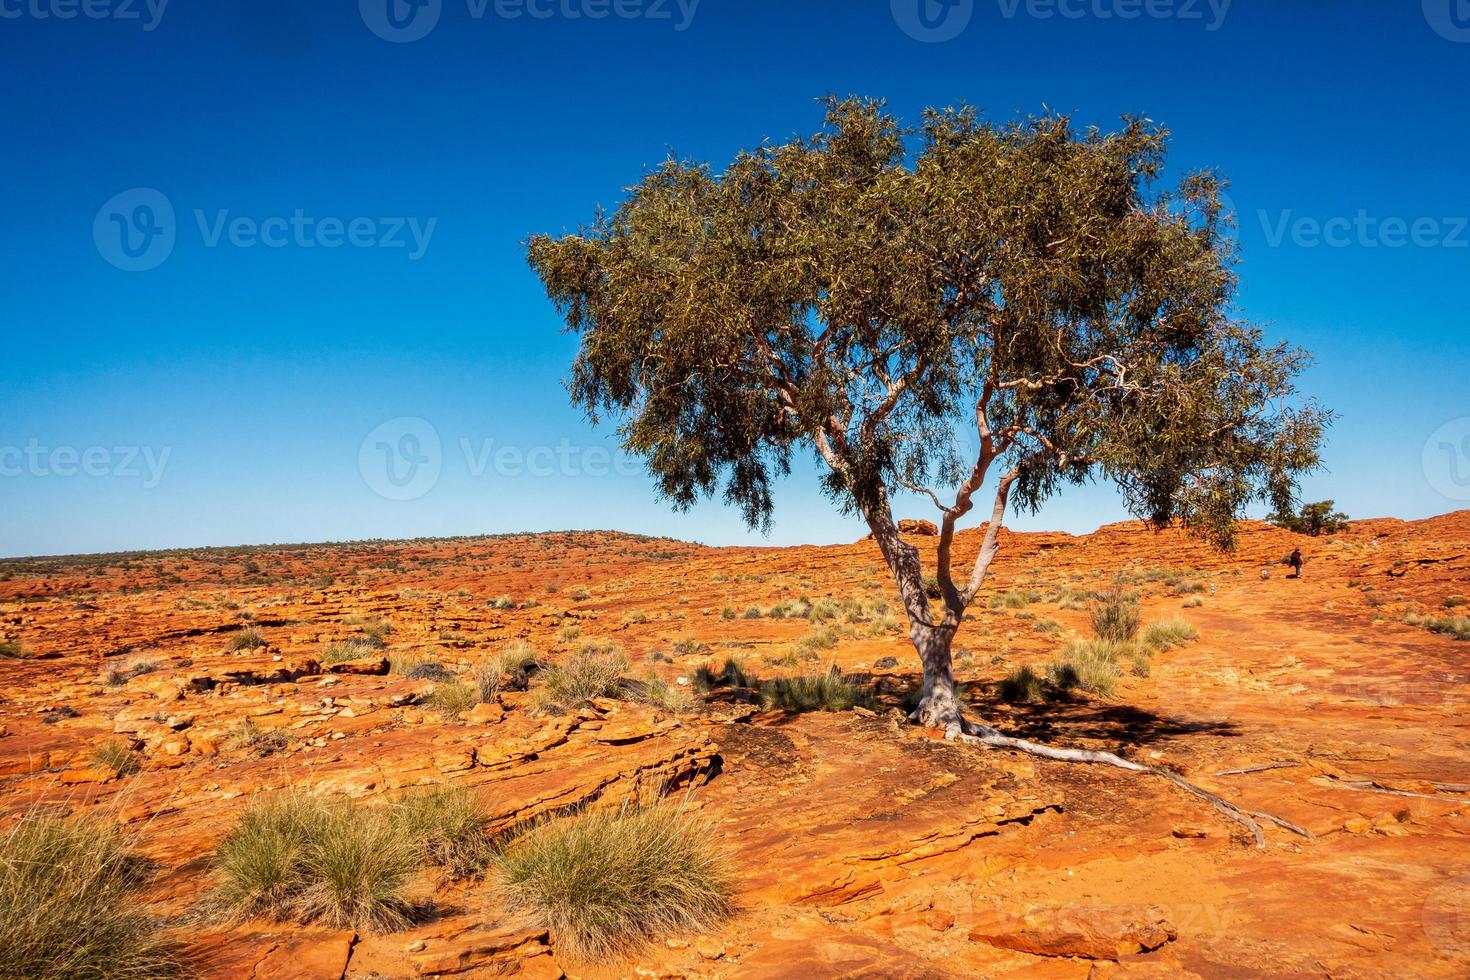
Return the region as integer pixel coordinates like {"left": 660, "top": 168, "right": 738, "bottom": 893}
{"left": 494, "top": 800, "right": 731, "bottom": 960}
{"left": 628, "top": 673, "right": 693, "bottom": 713}
{"left": 0, "top": 815, "right": 182, "bottom": 978}
{"left": 213, "top": 792, "right": 418, "bottom": 932}
{"left": 671, "top": 636, "right": 711, "bottom": 657}
{"left": 538, "top": 642, "right": 629, "bottom": 709}
{"left": 490, "top": 595, "right": 516, "bottom": 610}
{"left": 1403, "top": 611, "right": 1470, "bottom": 641}
{"left": 428, "top": 682, "right": 479, "bottom": 719}
{"left": 227, "top": 627, "right": 266, "bottom": 652}
{"left": 0, "top": 637, "right": 27, "bottom": 659}
{"left": 1046, "top": 639, "right": 1126, "bottom": 697}
{"left": 91, "top": 739, "right": 140, "bottom": 778}
{"left": 990, "top": 589, "right": 1031, "bottom": 610}
{"left": 1141, "top": 617, "right": 1199, "bottom": 651}
{"left": 322, "top": 637, "right": 381, "bottom": 665}
{"left": 393, "top": 786, "right": 491, "bottom": 878}
{"left": 795, "top": 624, "right": 840, "bottom": 654}
{"left": 997, "top": 665, "right": 1046, "bottom": 703}
{"left": 1088, "top": 589, "right": 1140, "bottom": 642}
{"left": 1442, "top": 595, "right": 1466, "bottom": 609}
{"left": 760, "top": 666, "right": 874, "bottom": 712}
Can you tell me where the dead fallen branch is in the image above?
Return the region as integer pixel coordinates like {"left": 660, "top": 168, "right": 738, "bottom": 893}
{"left": 1215, "top": 761, "right": 1302, "bottom": 777}
{"left": 951, "top": 723, "right": 1315, "bottom": 848}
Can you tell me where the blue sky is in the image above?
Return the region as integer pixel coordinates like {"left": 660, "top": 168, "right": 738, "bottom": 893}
{"left": 1, "top": 0, "right": 1467, "bottom": 558}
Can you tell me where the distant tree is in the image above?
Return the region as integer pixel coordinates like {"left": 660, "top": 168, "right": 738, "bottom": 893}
{"left": 1269, "top": 500, "right": 1349, "bottom": 536}
{"left": 527, "top": 97, "right": 1329, "bottom": 741}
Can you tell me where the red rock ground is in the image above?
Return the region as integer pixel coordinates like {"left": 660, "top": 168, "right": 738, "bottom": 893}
{"left": 2, "top": 514, "right": 1468, "bottom": 978}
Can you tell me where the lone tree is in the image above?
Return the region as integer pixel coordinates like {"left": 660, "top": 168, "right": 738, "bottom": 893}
{"left": 1270, "top": 500, "right": 1349, "bottom": 536}
{"left": 528, "top": 97, "right": 1328, "bottom": 749}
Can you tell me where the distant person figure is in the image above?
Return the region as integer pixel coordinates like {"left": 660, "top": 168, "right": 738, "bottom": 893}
{"left": 1288, "top": 548, "right": 1304, "bottom": 579}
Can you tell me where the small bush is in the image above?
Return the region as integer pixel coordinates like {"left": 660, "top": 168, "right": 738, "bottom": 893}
{"left": 0, "top": 637, "right": 28, "bottom": 659}
{"left": 760, "top": 666, "right": 874, "bottom": 713}
{"left": 227, "top": 627, "right": 266, "bottom": 652}
{"left": 997, "top": 665, "right": 1046, "bottom": 703}
{"left": 428, "top": 682, "right": 479, "bottom": 719}
{"left": 1142, "top": 617, "right": 1199, "bottom": 651}
{"left": 405, "top": 661, "right": 455, "bottom": 683}
{"left": 671, "top": 636, "right": 711, "bottom": 657}
{"left": 474, "top": 642, "right": 540, "bottom": 700}
{"left": 556, "top": 624, "right": 583, "bottom": 644}
{"left": 393, "top": 786, "right": 490, "bottom": 878}
{"left": 628, "top": 673, "right": 693, "bottom": 713}
{"left": 795, "top": 624, "right": 840, "bottom": 655}
{"left": 1088, "top": 589, "right": 1140, "bottom": 642}
{"left": 494, "top": 800, "right": 731, "bottom": 960}
{"left": 1182, "top": 596, "right": 1204, "bottom": 608}
{"left": 490, "top": 595, "right": 516, "bottom": 610}
{"left": 213, "top": 792, "right": 418, "bottom": 932}
{"left": 1046, "top": 639, "right": 1127, "bottom": 697}
{"left": 1403, "top": 611, "right": 1470, "bottom": 641}
{"left": 693, "top": 656, "right": 756, "bottom": 691}
{"left": 538, "top": 642, "right": 629, "bottom": 709}
{"left": 322, "top": 637, "right": 381, "bottom": 665}
{"left": 990, "top": 589, "right": 1032, "bottom": 610}
{"left": 1443, "top": 596, "right": 1466, "bottom": 609}
{"left": 0, "top": 815, "right": 182, "bottom": 978}
{"left": 91, "top": 739, "right": 140, "bottom": 778}
{"left": 224, "top": 718, "right": 292, "bottom": 758}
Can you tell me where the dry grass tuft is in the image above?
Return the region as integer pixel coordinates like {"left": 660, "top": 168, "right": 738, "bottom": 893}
{"left": 494, "top": 799, "right": 731, "bottom": 961}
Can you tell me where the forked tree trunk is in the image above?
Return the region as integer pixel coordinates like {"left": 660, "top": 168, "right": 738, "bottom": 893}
{"left": 910, "top": 622, "right": 962, "bottom": 730}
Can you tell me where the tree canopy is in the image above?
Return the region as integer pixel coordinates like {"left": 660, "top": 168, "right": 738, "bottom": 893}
{"left": 529, "top": 98, "right": 1327, "bottom": 562}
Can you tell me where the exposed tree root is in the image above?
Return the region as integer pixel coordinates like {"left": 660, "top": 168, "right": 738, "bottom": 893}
{"left": 1215, "top": 761, "right": 1302, "bottom": 777}
{"left": 947, "top": 721, "right": 1315, "bottom": 848}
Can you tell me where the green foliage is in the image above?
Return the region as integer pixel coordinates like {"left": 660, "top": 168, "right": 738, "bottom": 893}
{"left": 323, "top": 637, "right": 384, "bottom": 664}
{"left": 0, "top": 637, "right": 27, "bottom": 659}
{"left": 0, "top": 815, "right": 182, "bottom": 979}
{"left": 1046, "top": 639, "right": 1136, "bottom": 697}
{"left": 213, "top": 792, "right": 418, "bottom": 932}
{"left": 526, "top": 97, "right": 1327, "bottom": 547}
{"left": 537, "top": 642, "right": 629, "bottom": 710}
{"left": 1403, "top": 611, "right": 1470, "bottom": 641}
{"left": 393, "top": 786, "right": 492, "bottom": 879}
{"left": 1089, "top": 588, "right": 1140, "bottom": 642}
{"left": 1269, "top": 499, "right": 1349, "bottom": 536}
{"left": 1141, "top": 617, "right": 1200, "bottom": 651}
{"left": 494, "top": 800, "right": 731, "bottom": 960}
{"left": 997, "top": 665, "right": 1047, "bottom": 703}
{"left": 760, "top": 666, "right": 874, "bottom": 712}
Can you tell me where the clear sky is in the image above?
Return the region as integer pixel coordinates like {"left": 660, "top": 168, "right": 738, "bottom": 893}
{"left": 2, "top": 0, "right": 1467, "bottom": 558}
